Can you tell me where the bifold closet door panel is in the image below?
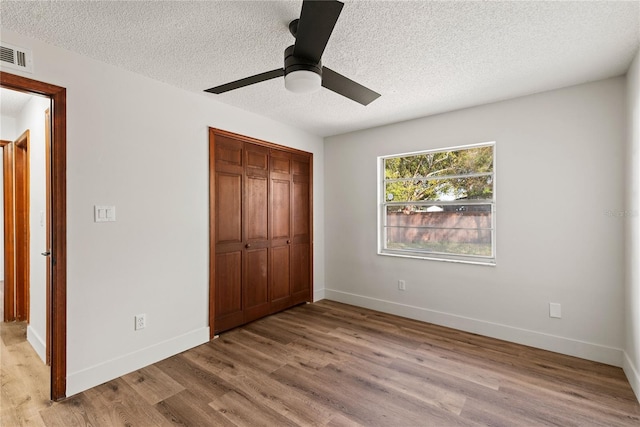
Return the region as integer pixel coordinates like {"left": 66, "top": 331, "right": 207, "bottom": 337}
{"left": 243, "top": 143, "right": 271, "bottom": 323}
{"left": 291, "top": 154, "right": 312, "bottom": 304}
{"left": 214, "top": 136, "right": 244, "bottom": 332}
{"left": 270, "top": 150, "right": 293, "bottom": 311}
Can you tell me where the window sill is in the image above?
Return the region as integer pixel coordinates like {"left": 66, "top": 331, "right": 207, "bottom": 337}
{"left": 378, "top": 250, "right": 496, "bottom": 266}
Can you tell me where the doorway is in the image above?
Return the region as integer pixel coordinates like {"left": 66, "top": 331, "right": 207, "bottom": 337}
{"left": 0, "top": 72, "right": 66, "bottom": 401}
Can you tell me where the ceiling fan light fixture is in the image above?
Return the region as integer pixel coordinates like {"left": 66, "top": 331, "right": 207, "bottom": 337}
{"left": 284, "top": 69, "right": 322, "bottom": 94}
{"left": 204, "top": 1, "right": 380, "bottom": 105}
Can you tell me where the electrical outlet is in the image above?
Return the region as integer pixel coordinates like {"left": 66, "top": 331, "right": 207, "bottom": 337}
{"left": 398, "top": 280, "right": 406, "bottom": 291}
{"left": 549, "top": 303, "right": 561, "bottom": 319}
{"left": 135, "top": 314, "right": 146, "bottom": 330}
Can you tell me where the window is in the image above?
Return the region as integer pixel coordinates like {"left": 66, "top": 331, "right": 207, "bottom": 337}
{"left": 379, "top": 143, "right": 495, "bottom": 265}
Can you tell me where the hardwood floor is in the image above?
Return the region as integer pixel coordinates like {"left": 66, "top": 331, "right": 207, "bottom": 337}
{"left": 1, "top": 321, "right": 51, "bottom": 426}
{"left": 3, "top": 300, "right": 640, "bottom": 426}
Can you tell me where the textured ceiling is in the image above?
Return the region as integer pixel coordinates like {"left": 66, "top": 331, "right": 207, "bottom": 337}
{"left": 1, "top": 1, "right": 638, "bottom": 137}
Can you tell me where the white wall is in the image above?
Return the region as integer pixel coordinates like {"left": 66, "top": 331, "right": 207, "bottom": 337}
{"left": 13, "top": 95, "right": 50, "bottom": 362}
{"left": 1, "top": 114, "right": 17, "bottom": 140}
{"left": 624, "top": 48, "right": 640, "bottom": 402}
{"left": 325, "top": 78, "right": 627, "bottom": 367}
{"left": 0, "top": 28, "right": 324, "bottom": 396}
{"left": 0, "top": 115, "right": 18, "bottom": 284}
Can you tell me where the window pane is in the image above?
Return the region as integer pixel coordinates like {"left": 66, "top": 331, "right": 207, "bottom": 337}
{"left": 385, "top": 145, "right": 493, "bottom": 180}
{"left": 380, "top": 143, "right": 495, "bottom": 263}
{"left": 386, "top": 204, "right": 492, "bottom": 216}
{"left": 385, "top": 206, "right": 492, "bottom": 257}
{"left": 385, "top": 228, "right": 492, "bottom": 256}
{"left": 385, "top": 175, "right": 493, "bottom": 203}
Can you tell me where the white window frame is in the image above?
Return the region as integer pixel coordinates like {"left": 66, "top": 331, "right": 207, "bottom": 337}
{"left": 378, "top": 142, "right": 496, "bottom": 266}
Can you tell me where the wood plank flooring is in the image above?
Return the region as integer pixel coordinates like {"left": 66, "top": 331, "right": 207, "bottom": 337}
{"left": 1, "top": 321, "right": 51, "bottom": 426}
{"left": 3, "top": 300, "right": 640, "bottom": 426}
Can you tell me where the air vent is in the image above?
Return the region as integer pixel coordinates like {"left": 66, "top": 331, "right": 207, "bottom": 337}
{"left": 0, "top": 42, "right": 33, "bottom": 74}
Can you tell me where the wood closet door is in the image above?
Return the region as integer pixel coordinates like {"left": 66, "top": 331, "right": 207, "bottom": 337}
{"left": 291, "top": 154, "right": 312, "bottom": 305}
{"left": 269, "top": 151, "right": 312, "bottom": 309}
{"left": 242, "top": 143, "right": 270, "bottom": 324}
{"left": 210, "top": 127, "right": 313, "bottom": 335}
{"left": 214, "top": 139, "right": 271, "bottom": 331}
{"left": 269, "top": 150, "right": 292, "bottom": 313}
{"left": 213, "top": 136, "right": 244, "bottom": 332}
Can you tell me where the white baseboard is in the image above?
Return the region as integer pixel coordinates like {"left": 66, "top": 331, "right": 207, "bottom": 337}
{"left": 623, "top": 351, "right": 640, "bottom": 403}
{"left": 313, "top": 288, "right": 325, "bottom": 302}
{"left": 66, "top": 327, "right": 209, "bottom": 397}
{"left": 324, "top": 289, "right": 623, "bottom": 367}
{"left": 26, "top": 325, "right": 46, "bottom": 363}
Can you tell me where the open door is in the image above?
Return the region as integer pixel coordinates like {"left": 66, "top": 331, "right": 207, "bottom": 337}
{"left": 0, "top": 72, "right": 67, "bottom": 401}
{"left": 14, "top": 130, "right": 30, "bottom": 322}
{"left": 2, "top": 130, "right": 32, "bottom": 323}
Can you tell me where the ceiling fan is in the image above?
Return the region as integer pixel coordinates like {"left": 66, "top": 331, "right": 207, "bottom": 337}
{"left": 204, "top": 0, "right": 380, "bottom": 106}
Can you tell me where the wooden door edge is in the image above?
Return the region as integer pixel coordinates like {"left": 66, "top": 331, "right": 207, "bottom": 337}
{"left": 45, "top": 108, "right": 52, "bottom": 366}
{"left": 208, "top": 128, "right": 216, "bottom": 339}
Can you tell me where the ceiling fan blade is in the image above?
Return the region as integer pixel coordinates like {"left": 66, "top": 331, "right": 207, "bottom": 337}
{"left": 321, "top": 67, "right": 381, "bottom": 106}
{"left": 205, "top": 69, "right": 284, "bottom": 94}
{"left": 293, "top": 0, "right": 344, "bottom": 63}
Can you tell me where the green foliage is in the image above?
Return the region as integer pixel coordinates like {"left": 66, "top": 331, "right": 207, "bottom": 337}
{"left": 385, "top": 146, "right": 493, "bottom": 203}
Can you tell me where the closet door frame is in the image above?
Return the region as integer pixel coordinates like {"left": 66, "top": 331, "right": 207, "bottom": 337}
{"left": 208, "top": 128, "right": 313, "bottom": 338}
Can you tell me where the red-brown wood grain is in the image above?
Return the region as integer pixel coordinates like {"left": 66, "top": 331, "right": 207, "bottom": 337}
{"left": 209, "top": 128, "right": 313, "bottom": 334}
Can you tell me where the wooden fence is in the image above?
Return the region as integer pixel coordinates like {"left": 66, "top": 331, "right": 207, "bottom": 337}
{"left": 386, "top": 211, "right": 491, "bottom": 243}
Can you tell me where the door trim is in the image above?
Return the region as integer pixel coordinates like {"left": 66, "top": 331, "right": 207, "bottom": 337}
{"left": 1, "top": 139, "right": 16, "bottom": 321}
{"left": 1, "top": 72, "right": 67, "bottom": 401}
{"left": 45, "top": 108, "right": 52, "bottom": 366}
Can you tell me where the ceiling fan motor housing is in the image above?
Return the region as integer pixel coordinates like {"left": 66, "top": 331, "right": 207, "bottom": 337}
{"left": 284, "top": 45, "right": 322, "bottom": 78}
{"left": 284, "top": 45, "right": 322, "bottom": 93}
{"left": 205, "top": 1, "right": 380, "bottom": 105}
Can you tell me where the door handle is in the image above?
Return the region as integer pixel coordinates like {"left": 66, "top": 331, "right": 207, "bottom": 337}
{"left": 245, "top": 243, "right": 251, "bottom": 249}
{"left": 41, "top": 251, "right": 51, "bottom": 256}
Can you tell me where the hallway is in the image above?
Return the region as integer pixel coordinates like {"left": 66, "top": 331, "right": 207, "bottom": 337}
{"left": 1, "top": 280, "right": 51, "bottom": 425}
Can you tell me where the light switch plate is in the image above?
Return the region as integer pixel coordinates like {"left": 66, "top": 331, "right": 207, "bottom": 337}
{"left": 94, "top": 205, "right": 116, "bottom": 222}
{"left": 549, "top": 302, "right": 562, "bottom": 319}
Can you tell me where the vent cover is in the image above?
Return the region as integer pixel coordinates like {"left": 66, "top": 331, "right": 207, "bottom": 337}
{"left": 0, "top": 42, "right": 33, "bottom": 74}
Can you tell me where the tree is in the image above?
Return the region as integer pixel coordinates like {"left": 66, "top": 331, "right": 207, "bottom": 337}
{"left": 385, "top": 146, "right": 493, "bottom": 206}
